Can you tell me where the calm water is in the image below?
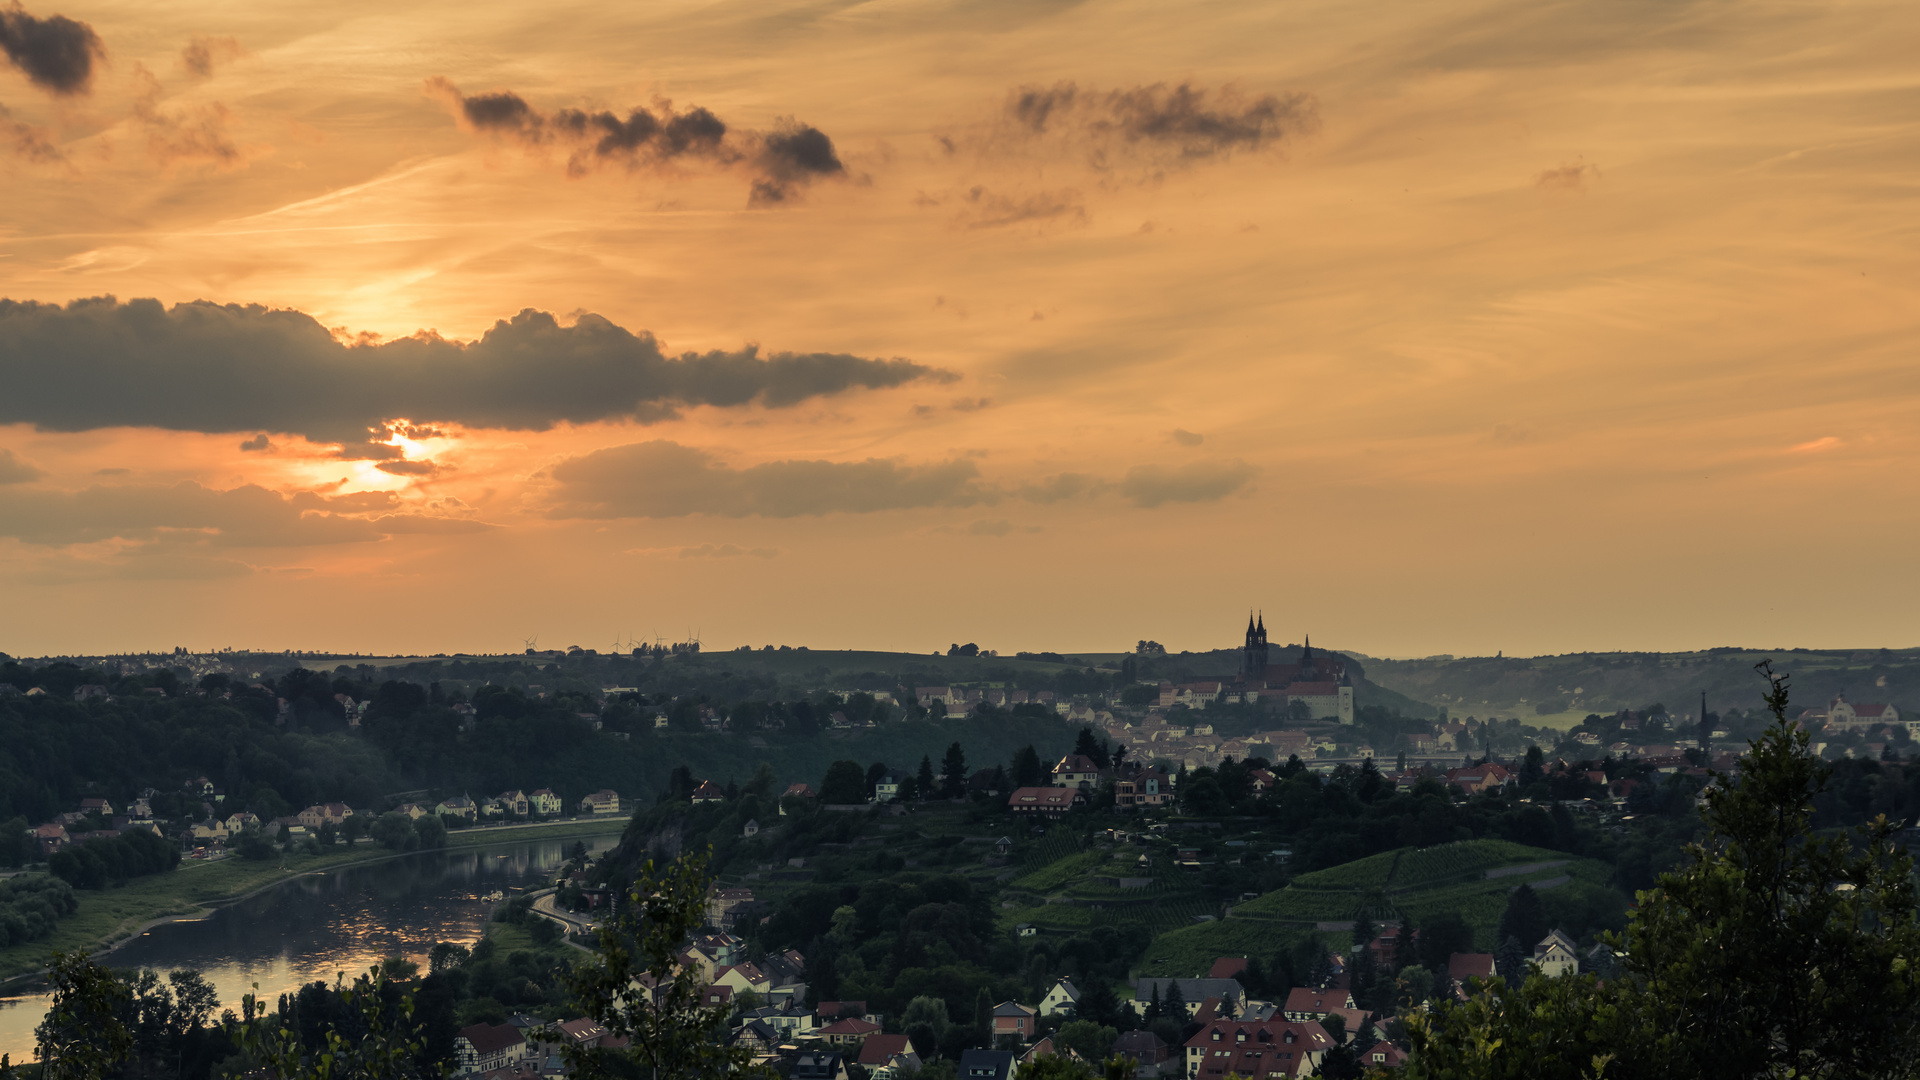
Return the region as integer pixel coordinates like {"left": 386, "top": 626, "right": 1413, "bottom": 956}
{"left": 0, "top": 833, "right": 621, "bottom": 1064}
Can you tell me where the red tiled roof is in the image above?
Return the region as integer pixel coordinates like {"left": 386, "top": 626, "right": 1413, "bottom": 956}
{"left": 820, "top": 1018, "right": 881, "bottom": 1037}
{"left": 1208, "top": 958, "right": 1249, "bottom": 980}
{"left": 458, "top": 1023, "right": 524, "bottom": 1054}
{"left": 859, "top": 1035, "right": 914, "bottom": 1065}
{"left": 1447, "top": 953, "right": 1496, "bottom": 982}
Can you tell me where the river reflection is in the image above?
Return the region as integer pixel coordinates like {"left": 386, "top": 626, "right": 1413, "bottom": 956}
{"left": 0, "top": 833, "right": 620, "bottom": 1064}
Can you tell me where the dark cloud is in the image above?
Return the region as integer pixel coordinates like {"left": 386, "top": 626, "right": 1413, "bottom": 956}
{"left": 237, "top": 433, "right": 272, "bottom": 452}
{"left": 748, "top": 118, "right": 845, "bottom": 204}
{"left": 987, "top": 80, "right": 1317, "bottom": 167}
{"left": 1118, "top": 459, "right": 1257, "bottom": 507}
{"left": 1171, "top": 428, "right": 1204, "bottom": 446}
{"left": 178, "top": 35, "right": 243, "bottom": 79}
{"left": 0, "top": 297, "right": 952, "bottom": 453}
{"left": 0, "top": 481, "right": 485, "bottom": 547}
{"left": 428, "top": 78, "right": 842, "bottom": 204}
{"left": 548, "top": 440, "right": 989, "bottom": 519}
{"left": 0, "top": 3, "right": 104, "bottom": 96}
{"left": 0, "top": 446, "right": 41, "bottom": 483}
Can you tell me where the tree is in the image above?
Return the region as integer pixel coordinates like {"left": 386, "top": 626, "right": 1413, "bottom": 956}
{"left": 428, "top": 942, "right": 469, "bottom": 974}
{"left": 413, "top": 814, "right": 447, "bottom": 849}
{"left": 1404, "top": 661, "right": 1920, "bottom": 1080}
{"left": 917, "top": 756, "right": 936, "bottom": 800}
{"left": 368, "top": 812, "right": 419, "bottom": 852}
{"left": 1056, "top": 1019, "right": 1119, "bottom": 1063}
{"left": 1076, "top": 977, "right": 1122, "bottom": 1028}
{"left": 1073, "top": 727, "right": 1110, "bottom": 769}
{"left": 865, "top": 762, "right": 889, "bottom": 801}
{"left": 34, "top": 950, "right": 133, "bottom": 1080}
{"left": 941, "top": 742, "right": 967, "bottom": 798}
{"left": 1011, "top": 745, "right": 1046, "bottom": 788}
{"left": 237, "top": 962, "right": 439, "bottom": 1079}
{"left": 820, "top": 760, "right": 867, "bottom": 805}
{"left": 1497, "top": 884, "right": 1547, "bottom": 957}
{"left": 551, "top": 847, "right": 758, "bottom": 1080}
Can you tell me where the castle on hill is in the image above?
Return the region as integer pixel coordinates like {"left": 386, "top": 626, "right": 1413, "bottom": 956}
{"left": 1236, "top": 614, "right": 1355, "bottom": 724}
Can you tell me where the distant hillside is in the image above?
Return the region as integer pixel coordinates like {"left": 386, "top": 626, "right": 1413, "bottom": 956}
{"left": 1093, "top": 645, "right": 1439, "bottom": 721}
{"left": 1138, "top": 839, "right": 1620, "bottom": 976}
{"left": 1365, "top": 648, "right": 1920, "bottom": 723}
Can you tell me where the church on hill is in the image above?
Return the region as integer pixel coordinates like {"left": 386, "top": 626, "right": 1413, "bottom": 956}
{"left": 1236, "top": 614, "right": 1355, "bottom": 724}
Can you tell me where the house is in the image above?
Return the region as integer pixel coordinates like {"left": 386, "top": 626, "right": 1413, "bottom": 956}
{"left": 1532, "top": 930, "right": 1579, "bottom": 978}
{"left": 858, "top": 1034, "right": 921, "bottom": 1078}
{"left": 435, "top": 795, "right": 478, "bottom": 822}
{"left": 556, "top": 1017, "right": 606, "bottom": 1049}
{"left": 1112, "top": 1030, "right": 1173, "bottom": 1074}
{"left": 1442, "top": 764, "right": 1513, "bottom": 796}
{"left": 958, "top": 1049, "right": 1016, "bottom": 1080}
{"left": 1281, "top": 988, "right": 1353, "bottom": 1021}
{"left": 690, "top": 781, "right": 726, "bottom": 804}
{"left": 1133, "top": 979, "right": 1247, "bottom": 1017}
{"left": 224, "top": 811, "right": 260, "bottom": 834}
{"left": 34, "top": 822, "right": 70, "bottom": 855}
{"left": 529, "top": 788, "right": 562, "bottom": 816}
{"left": 1447, "top": 953, "right": 1497, "bottom": 990}
{"left": 707, "top": 887, "right": 756, "bottom": 929}
{"left": 579, "top": 789, "right": 621, "bottom": 815}
{"left": 1053, "top": 755, "right": 1102, "bottom": 789}
{"left": 1039, "top": 977, "right": 1081, "bottom": 1016}
{"left": 454, "top": 1022, "right": 526, "bottom": 1074}
{"left": 784, "top": 782, "right": 817, "bottom": 800}
{"left": 1364, "top": 1043, "right": 1409, "bottom": 1069}
{"left": 743, "top": 818, "right": 760, "bottom": 837}
{"left": 818, "top": 1017, "right": 882, "bottom": 1045}
{"left": 1006, "top": 787, "right": 1085, "bottom": 816}
{"left": 296, "top": 806, "right": 327, "bottom": 829}
{"left": 874, "top": 768, "right": 910, "bottom": 802}
{"left": 792, "top": 1052, "right": 850, "bottom": 1080}
{"left": 73, "top": 685, "right": 110, "bottom": 702}
{"left": 1182, "top": 1019, "right": 1333, "bottom": 1079}
{"left": 729, "top": 1020, "right": 781, "bottom": 1053}
{"left": 78, "top": 797, "right": 113, "bottom": 816}
{"left": 495, "top": 790, "right": 529, "bottom": 817}
{"left": 991, "top": 1001, "right": 1037, "bottom": 1037}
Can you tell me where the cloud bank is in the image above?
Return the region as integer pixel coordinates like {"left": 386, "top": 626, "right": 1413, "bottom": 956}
{"left": 0, "top": 481, "right": 488, "bottom": 547}
{"left": 427, "top": 78, "right": 844, "bottom": 204}
{"left": 0, "top": 297, "right": 951, "bottom": 451}
{"left": 549, "top": 441, "right": 1259, "bottom": 519}
{"left": 549, "top": 440, "right": 988, "bottom": 518}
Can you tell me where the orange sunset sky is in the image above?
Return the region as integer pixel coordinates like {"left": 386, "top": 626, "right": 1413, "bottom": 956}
{"left": 0, "top": 0, "right": 1915, "bottom": 658}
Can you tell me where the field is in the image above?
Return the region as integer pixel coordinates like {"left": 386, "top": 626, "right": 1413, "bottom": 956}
{"left": 1138, "top": 839, "right": 1614, "bottom": 975}
{"left": 0, "top": 818, "right": 627, "bottom": 984}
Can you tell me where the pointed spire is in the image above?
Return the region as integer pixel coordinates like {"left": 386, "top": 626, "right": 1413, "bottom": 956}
{"left": 1257, "top": 611, "right": 1265, "bottom": 634}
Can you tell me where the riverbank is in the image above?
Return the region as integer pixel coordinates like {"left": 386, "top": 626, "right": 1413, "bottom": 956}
{"left": 0, "top": 817, "right": 628, "bottom": 987}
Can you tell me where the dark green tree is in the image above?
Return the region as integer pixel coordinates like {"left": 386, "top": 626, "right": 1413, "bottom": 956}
{"left": 1497, "top": 884, "right": 1547, "bottom": 957}
{"left": 917, "top": 756, "right": 937, "bottom": 800}
{"left": 1011, "top": 745, "right": 1046, "bottom": 788}
{"left": 941, "top": 742, "right": 967, "bottom": 798}
{"left": 820, "top": 760, "right": 868, "bottom": 805}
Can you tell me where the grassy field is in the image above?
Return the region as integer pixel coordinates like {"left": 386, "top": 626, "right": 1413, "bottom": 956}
{"left": 1137, "top": 839, "right": 1614, "bottom": 974}
{"left": 0, "top": 819, "right": 628, "bottom": 984}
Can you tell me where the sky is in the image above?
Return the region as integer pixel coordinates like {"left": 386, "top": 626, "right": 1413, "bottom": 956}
{"left": 0, "top": 0, "right": 1916, "bottom": 659}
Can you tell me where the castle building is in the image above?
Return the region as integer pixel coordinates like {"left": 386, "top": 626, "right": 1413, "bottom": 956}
{"left": 1236, "top": 614, "right": 1354, "bottom": 725}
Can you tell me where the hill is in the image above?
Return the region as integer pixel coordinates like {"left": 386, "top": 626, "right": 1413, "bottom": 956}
{"left": 1364, "top": 648, "right": 1920, "bottom": 727}
{"left": 1138, "top": 839, "right": 1619, "bottom": 977}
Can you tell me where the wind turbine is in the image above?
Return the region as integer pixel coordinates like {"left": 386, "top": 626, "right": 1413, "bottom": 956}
{"left": 523, "top": 633, "right": 539, "bottom": 655}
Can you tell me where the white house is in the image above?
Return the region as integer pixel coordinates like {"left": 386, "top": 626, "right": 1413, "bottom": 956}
{"left": 1039, "top": 977, "right": 1080, "bottom": 1017}
{"left": 1532, "top": 930, "right": 1579, "bottom": 979}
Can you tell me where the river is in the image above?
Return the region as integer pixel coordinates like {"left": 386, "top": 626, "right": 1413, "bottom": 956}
{"left": 0, "top": 832, "right": 622, "bottom": 1065}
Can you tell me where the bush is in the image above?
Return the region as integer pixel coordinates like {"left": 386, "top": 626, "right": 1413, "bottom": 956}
{"left": 0, "top": 875, "right": 78, "bottom": 946}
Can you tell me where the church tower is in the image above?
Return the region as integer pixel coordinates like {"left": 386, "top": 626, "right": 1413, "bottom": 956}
{"left": 1242, "top": 612, "right": 1269, "bottom": 680}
